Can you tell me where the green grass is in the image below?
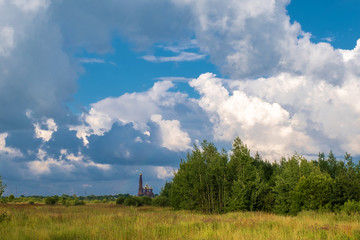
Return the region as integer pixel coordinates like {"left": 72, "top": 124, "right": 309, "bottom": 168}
{"left": 1, "top": 203, "right": 360, "bottom": 239}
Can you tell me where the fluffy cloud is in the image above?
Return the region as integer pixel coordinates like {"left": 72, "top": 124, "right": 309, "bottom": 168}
{"left": 27, "top": 148, "right": 110, "bottom": 176}
{"left": 188, "top": 69, "right": 360, "bottom": 159}
{"left": 190, "top": 73, "right": 319, "bottom": 159}
{"left": 150, "top": 114, "right": 191, "bottom": 152}
{"left": 153, "top": 166, "right": 176, "bottom": 180}
{"left": 0, "top": 132, "right": 23, "bottom": 158}
{"left": 34, "top": 118, "right": 58, "bottom": 142}
{"left": 171, "top": 0, "right": 297, "bottom": 78}
{"left": 171, "top": 0, "right": 360, "bottom": 87}
{"left": 233, "top": 74, "right": 360, "bottom": 156}
{"left": 71, "top": 81, "right": 190, "bottom": 150}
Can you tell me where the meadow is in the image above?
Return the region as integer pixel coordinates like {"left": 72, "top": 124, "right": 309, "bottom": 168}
{"left": 1, "top": 203, "right": 360, "bottom": 240}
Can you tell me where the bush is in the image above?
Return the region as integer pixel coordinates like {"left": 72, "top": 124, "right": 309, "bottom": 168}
{"left": 342, "top": 200, "right": 360, "bottom": 215}
{"left": 74, "top": 198, "right": 85, "bottom": 206}
{"left": 45, "top": 197, "right": 58, "bottom": 205}
{"left": 8, "top": 194, "right": 15, "bottom": 202}
{"left": 28, "top": 201, "right": 34, "bottom": 205}
{"left": 116, "top": 196, "right": 126, "bottom": 204}
{"left": 124, "top": 196, "right": 143, "bottom": 207}
{"left": 141, "top": 196, "right": 153, "bottom": 206}
{"left": 153, "top": 196, "right": 170, "bottom": 207}
{"left": 61, "top": 198, "right": 71, "bottom": 207}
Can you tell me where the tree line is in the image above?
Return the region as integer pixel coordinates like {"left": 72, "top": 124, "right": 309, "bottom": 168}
{"left": 160, "top": 137, "right": 360, "bottom": 215}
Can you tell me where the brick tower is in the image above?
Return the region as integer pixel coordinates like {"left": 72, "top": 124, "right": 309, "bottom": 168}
{"left": 138, "top": 172, "right": 143, "bottom": 196}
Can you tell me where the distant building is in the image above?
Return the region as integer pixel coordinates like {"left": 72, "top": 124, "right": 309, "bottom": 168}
{"left": 137, "top": 173, "right": 155, "bottom": 197}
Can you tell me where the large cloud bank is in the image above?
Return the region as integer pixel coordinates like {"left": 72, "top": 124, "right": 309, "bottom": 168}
{"left": 0, "top": 0, "right": 359, "bottom": 195}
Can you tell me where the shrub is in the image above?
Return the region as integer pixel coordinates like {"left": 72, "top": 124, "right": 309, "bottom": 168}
{"left": 45, "top": 197, "right": 58, "bottom": 205}
{"left": 8, "top": 194, "right": 15, "bottom": 202}
{"left": 141, "top": 196, "right": 153, "bottom": 206}
{"left": 124, "top": 196, "right": 143, "bottom": 207}
{"left": 28, "top": 201, "right": 34, "bottom": 205}
{"left": 153, "top": 196, "right": 170, "bottom": 207}
{"left": 342, "top": 200, "right": 360, "bottom": 215}
{"left": 74, "top": 198, "right": 85, "bottom": 206}
{"left": 116, "top": 196, "right": 126, "bottom": 204}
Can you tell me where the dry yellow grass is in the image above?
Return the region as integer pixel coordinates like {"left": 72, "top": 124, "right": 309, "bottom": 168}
{"left": 0, "top": 203, "right": 360, "bottom": 239}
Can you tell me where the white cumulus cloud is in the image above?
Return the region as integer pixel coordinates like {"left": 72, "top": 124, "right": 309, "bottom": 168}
{"left": 190, "top": 73, "right": 322, "bottom": 160}
{"left": 70, "top": 81, "right": 188, "bottom": 146}
{"left": 34, "top": 118, "right": 57, "bottom": 142}
{"left": 28, "top": 148, "right": 110, "bottom": 176}
{"left": 0, "top": 132, "right": 23, "bottom": 158}
{"left": 153, "top": 166, "right": 176, "bottom": 179}
{"left": 150, "top": 114, "right": 192, "bottom": 152}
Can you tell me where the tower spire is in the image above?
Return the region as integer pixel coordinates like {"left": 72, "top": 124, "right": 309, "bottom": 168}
{"left": 138, "top": 172, "right": 143, "bottom": 196}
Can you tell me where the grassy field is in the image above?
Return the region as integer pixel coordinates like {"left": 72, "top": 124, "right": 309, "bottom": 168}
{"left": 1, "top": 204, "right": 360, "bottom": 240}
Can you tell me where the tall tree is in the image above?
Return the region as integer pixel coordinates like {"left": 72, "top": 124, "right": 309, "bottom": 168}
{"left": 227, "top": 137, "right": 256, "bottom": 211}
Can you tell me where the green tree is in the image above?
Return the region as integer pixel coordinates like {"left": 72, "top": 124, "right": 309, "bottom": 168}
{"left": 294, "top": 171, "right": 334, "bottom": 211}
{"left": 8, "top": 194, "right": 15, "bottom": 202}
{"left": 332, "top": 152, "right": 360, "bottom": 209}
{"left": 273, "top": 155, "right": 302, "bottom": 214}
{"left": 227, "top": 137, "right": 255, "bottom": 211}
{"left": 169, "top": 140, "right": 229, "bottom": 213}
{"left": 327, "top": 150, "right": 338, "bottom": 178}
{"left": 160, "top": 181, "right": 172, "bottom": 198}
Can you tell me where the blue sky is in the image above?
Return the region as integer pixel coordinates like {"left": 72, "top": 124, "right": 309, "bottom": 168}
{"left": 1, "top": 0, "right": 360, "bottom": 196}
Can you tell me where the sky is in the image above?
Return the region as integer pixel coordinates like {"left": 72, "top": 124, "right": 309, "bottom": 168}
{"left": 1, "top": 0, "right": 360, "bottom": 196}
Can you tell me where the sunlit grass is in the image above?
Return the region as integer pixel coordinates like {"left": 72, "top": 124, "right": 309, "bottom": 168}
{"left": 1, "top": 203, "right": 360, "bottom": 239}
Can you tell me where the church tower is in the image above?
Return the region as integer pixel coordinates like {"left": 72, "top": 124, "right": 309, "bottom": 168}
{"left": 138, "top": 172, "right": 143, "bottom": 196}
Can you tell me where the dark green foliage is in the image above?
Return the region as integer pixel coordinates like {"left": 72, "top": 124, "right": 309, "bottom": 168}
{"left": 74, "top": 198, "right": 85, "bottom": 205}
{"left": 45, "top": 196, "right": 59, "bottom": 205}
{"left": 116, "top": 197, "right": 126, "bottom": 204}
{"left": 166, "top": 137, "right": 360, "bottom": 215}
{"left": 8, "top": 194, "right": 15, "bottom": 202}
{"left": 294, "top": 171, "right": 333, "bottom": 211}
{"left": 160, "top": 182, "right": 172, "bottom": 198}
{"left": 342, "top": 200, "right": 360, "bottom": 215}
{"left": 153, "top": 196, "right": 170, "bottom": 207}
{"left": 170, "top": 140, "right": 229, "bottom": 213}
{"left": 124, "top": 196, "right": 143, "bottom": 207}
{"left": 141, "top": 196, "right": 153, "bottom": 206}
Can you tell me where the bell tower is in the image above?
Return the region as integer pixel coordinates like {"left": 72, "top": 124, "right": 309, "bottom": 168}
{"left": 138, "top": 172, "right": 143, "bottom": 196}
